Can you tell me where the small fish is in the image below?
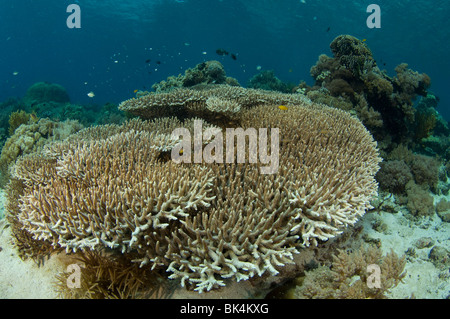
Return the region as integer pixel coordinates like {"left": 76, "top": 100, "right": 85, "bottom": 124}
{"left": 134, "top": 89, "right": 138, "bottom": 93}
{"left": 30, "top": 112, "right": 38, "bottom": 122}
{"left": 87, "top": 91, "right": 95, "bottom": 98}
{"left": 145, "top": 59, "right": 151, "bottom": 63}
{"left": 230, "top": 53, "right": 237, "bottom": 60}
{"left": 278, "top": 105, "right": 288, "bottom": 111}
{"left": 289, "top": 68, "right": 293, "bottom": 73}
{"left": 12, "top": 71, "right": 19, "bottom": 76}
{"left": 156, "top": 60, "right": 161, "bottom": 64}
{"left": 326, "top": 26, "right": 330, "bottom": 32}
{"left": 362, "top": 39, "right": 367, "bottom": 42}
{"left": 216, "top": 48, "right": 229, "bottom": 56}
{"left": 256, "top": 65, "right": 262, "bottom": 71}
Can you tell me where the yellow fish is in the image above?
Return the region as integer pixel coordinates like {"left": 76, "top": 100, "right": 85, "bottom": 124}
{"left": 87, "top": 91, "right": 95, "bottom": 98}
{"left": 134, "top": 89, "right": 138, "bottom": 93}
{"left": 362, "top": 39, "right": 367, "bottom": 42}
{"left": 278, "top": 105, "right": 288, "bottom": 111}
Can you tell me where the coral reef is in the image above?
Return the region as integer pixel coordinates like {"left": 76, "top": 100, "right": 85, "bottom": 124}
{"left": 307, "top": 35, "right": 432, "bottom": 147}
{"left": 6, "top": 89, "right": 381, "bottom": 293}
{"left": 294, "top": 245, "right": 406, "bottom": 299}
{"left": 0, "top": 118, "right": 83, "bottom": 187}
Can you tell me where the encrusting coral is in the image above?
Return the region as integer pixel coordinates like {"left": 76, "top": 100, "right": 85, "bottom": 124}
{"left": 6, "top": 85, "right": 381, "bottom": 293}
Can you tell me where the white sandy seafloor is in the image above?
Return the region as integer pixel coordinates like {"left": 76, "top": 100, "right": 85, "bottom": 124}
{"left": 0, "top": 188, "right": 449, "bottom": 299}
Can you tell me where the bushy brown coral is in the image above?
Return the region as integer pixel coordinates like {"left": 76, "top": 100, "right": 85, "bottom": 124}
{"left": 414, "top": 107, "right": 437, "bottom": 140}
{"left": 55, "top": 250, "right": 170, "bottom": 299}
{"left": 294, "top": 245, "right": 406, "bottom": 299}
{"left": 376, "top": 160, "right": 413, "bottom": 194}
{"left": 409, "top": 154, "right": 440, "bottom": 192}
{"left": 405, "top": 181, "right": 435, "bottom": 217}
{"left": 329, "top": 35, "right": 375, "bottom": 77}
{"left": 308, "top": 35, "right": 432, "bottom": 146}
{"left": 8, "top": 110, "right": 36, "bottom": 135}
{"left": 394, "top": 63, "right": 431, "bottom": 97}
{"left": 435, "top": 198, "right": 450, "bottom": 222}
{"left": 7, "top": 94, "right": 381, "bottom": 293}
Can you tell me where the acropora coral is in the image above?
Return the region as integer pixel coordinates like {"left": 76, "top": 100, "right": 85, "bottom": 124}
{"left": 6, "top": 86, "right": 381, "bottom": 293}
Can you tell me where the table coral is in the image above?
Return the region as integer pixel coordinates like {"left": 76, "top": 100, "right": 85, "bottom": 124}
{"left": 119, "top": 84, "right": 311, "bottom": 123}
{"left": 6, "top": 88, "right": 381, "bottom": 293}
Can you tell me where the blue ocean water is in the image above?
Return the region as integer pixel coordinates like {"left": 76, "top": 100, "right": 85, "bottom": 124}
{"left": 0, "top": 0, "right": 449, "bottom": 118}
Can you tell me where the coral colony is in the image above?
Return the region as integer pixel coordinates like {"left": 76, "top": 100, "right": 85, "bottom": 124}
{"left": 7, "top": 86, "right": 380, "bottom": 293}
